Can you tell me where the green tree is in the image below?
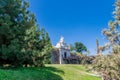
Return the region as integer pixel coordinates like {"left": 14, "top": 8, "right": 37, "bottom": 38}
{"left": 70, "top": 42, "right": 87, "bottom": 53}
{"left": 0, "top": 0, "right": 52, "bottom": 67}
{"left": 0, "top": 0, "right": 30, "bottom": 66}
{"left": 32, "top": 28, "right": 52, "bottom": 66}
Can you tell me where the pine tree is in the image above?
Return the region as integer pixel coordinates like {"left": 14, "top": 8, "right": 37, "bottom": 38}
{"left": 31, "top": 28, "right": 52, "bottom": 67}
{"left": 0, "top": 0, "right": 29, "bottom": 66}
{"left": 0, "top": 0, "right": 52, "bottom": 67}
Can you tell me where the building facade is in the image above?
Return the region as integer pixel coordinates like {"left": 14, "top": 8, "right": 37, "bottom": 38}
{"left": 51, "top": 37, "right": 70, "bottom": 64}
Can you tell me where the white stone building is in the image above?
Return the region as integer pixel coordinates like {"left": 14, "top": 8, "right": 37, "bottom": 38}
{"left": 51, "top": 37, "right": 70, "bottom": 64}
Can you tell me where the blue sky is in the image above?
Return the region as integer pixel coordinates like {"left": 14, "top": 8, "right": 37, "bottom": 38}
{"left": 29, "top": 0, "right": 115, "bottom": 55}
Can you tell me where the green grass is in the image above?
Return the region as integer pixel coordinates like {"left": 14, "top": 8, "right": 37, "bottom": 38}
{"left": 0, "top": 64, "right": 101, "bottom": 80}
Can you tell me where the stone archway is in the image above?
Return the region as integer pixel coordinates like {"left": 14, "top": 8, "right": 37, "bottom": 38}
{"left": 64, "top": 52, "right": 67, "bottom": 58}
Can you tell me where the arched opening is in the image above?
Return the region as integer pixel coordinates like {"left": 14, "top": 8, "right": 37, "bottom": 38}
{"left": 64, "top": 52, "right": 67, "bottom": 58}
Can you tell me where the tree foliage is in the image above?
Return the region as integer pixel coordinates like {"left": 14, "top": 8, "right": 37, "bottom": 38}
{"left": 70, "top": 42, "right": 87, "bottom": 53}
{"left": 0, "top": 0, "right": 52, "bottom": 67}
{"left": 92, "top": 0, "right": 120, "bottom": 80}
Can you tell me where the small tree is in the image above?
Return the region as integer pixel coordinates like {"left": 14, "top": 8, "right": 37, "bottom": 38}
{"left": 70, "top": 42, "right": 87, "bottom": 53}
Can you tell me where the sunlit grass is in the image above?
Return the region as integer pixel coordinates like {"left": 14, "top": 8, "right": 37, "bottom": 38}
{"left": 47, "top": 64, "right": 100, "bottom": 80}
{"left": 0, "top": 64, "right": 100, "bottom": 80}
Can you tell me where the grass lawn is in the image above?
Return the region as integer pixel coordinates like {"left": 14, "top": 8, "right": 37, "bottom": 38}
{"left": 0, "top": 64, "right": 101, "bottom": 80}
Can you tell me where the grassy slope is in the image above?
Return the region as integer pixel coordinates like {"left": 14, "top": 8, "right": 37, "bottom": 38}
{"left": 47, "top": 64, "right": 100, "bottom": 80}
{"left": 0, "top": 64, "right": 100, "bottom": 80}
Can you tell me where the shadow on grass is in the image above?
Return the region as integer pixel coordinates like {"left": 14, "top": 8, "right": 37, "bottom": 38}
{"left": 43, "top": 67, "right": 64, "bottom": 74}
{"left": 37, "top": 67, "right": 64, "bottom": 80}
{"left": 0, "top": 66, "right": 19, "bottom": 69}
{"left": 0, "top": 66, "right": 64, "bottom": 80}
